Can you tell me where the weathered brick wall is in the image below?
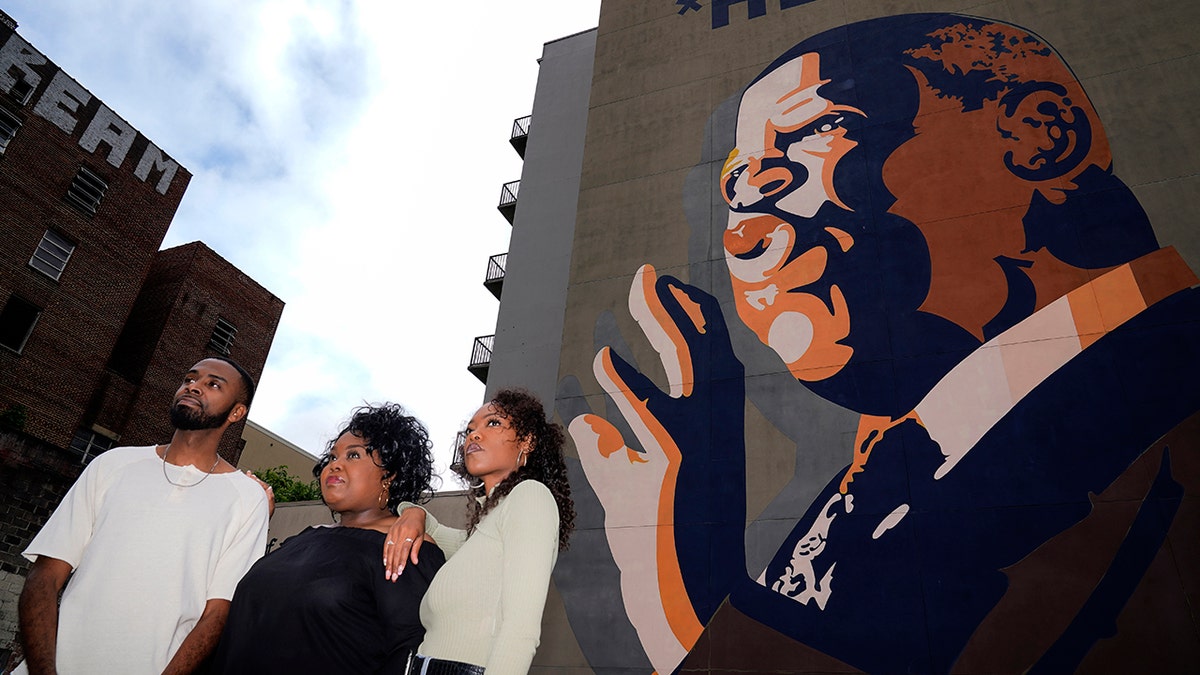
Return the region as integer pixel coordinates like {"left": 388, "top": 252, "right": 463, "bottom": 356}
{"left": 0, "top": 432, "right": 82, "bottom": 669}
{"left": 1, "top": 569, "right": 25, "bottom": 671}
{"left": 0, "top": 95, "right": 190, "bottom": 451}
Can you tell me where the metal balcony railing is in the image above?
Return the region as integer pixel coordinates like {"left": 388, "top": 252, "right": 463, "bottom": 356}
{"left": 497, "top": 180, "right": 519, "bottom": 224}
{"left": 484, "top": 252, "right": 507, "bottom": 300}
{"left": 510, "top": 115, "right": 531, "bottom": 157}
{"left": 498, "top": 180, "right": 519, "bottom": 208}
{"left": 511, "top": 115, "right": 531, "bottom": 139}
{"left": 468, "top": 334, "right": 495, "bottom": 384}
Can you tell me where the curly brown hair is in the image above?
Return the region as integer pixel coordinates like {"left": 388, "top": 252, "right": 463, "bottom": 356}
{"left": 452, "top": 388, "right": 575, "bottom": 551}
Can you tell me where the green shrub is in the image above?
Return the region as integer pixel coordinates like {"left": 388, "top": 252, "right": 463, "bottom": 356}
{"left": 257, "top": 465, "right": 321, "bottom": 502}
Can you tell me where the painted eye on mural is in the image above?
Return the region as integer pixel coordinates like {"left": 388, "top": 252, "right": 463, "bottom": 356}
{"left": 777, "top": 113, "right": 852, "bottom": 150}
{"left": 809, "top": 115, "right": 845, "bottom": 135}
{"left": 721, "top": 164, "right": 748, "bottom": 205}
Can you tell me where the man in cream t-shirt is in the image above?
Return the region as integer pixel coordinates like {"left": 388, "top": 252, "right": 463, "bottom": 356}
{"left": 16, "top": 357, "right": 270, "bottom": 675}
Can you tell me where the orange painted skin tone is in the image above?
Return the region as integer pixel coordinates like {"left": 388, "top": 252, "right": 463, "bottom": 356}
{"left": 719, "top": 53, "right": 865, "bottom": 381}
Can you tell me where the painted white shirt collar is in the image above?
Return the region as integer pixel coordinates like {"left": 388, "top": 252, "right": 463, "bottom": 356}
{"left": 916, "top": 247, "right": 1196, "bottom": 480}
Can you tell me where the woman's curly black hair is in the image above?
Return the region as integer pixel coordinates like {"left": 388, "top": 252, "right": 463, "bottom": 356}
{"left": 313, "top": 403, "right": 436, "bottom": 513}
{"left": 452, "top": 388, "right": 575, "bottom": 551}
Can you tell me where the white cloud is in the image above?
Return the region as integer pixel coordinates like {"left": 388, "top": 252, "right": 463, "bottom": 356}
{"left": 6, "top": 0, "right": 601, "bottom": 481}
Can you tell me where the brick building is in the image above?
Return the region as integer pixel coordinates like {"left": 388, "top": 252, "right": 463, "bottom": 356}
{"left": 0, "top": 17, "right": 191, "bottom": 452}
{"left": 0, "top": 13, "right": 283, "bottom": 666}
{"left": 104, "top": 241, "right": 284, "bottom": 461}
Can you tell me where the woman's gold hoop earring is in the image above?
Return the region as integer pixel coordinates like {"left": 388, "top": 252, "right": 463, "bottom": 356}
{"left": 377, "top": 483, "right": 390, "bottom": 511}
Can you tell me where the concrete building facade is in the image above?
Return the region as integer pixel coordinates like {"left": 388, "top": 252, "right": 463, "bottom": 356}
{"left": 480, "top": 29, "right": 597, "bottom": 408}
{"left": 483, "top": 1, "right": 1200, "bottom": 673}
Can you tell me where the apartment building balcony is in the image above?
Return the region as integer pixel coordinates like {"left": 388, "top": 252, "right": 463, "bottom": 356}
{"left": 484, "top": 252, "right": 507, "bottom": 299}
{"left": 510, "top": 115, "right": 531, "bottom": 158}
{"left": 497, "top": 180, "right": 519, "bottom": 224}
{"left": 468, "top": 334, "right": 495, "bottom": 384}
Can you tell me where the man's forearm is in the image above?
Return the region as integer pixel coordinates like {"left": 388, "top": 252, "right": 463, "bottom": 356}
{"left": 161, "top": 598, "right": 229, "bottom": 675}
{"left": 18, "top": 558, "right": 72, "bottom": 675}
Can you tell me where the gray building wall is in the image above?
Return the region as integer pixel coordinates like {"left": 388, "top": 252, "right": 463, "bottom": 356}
{"left": 484, "top": 29, "right": 597, "bottom": 406}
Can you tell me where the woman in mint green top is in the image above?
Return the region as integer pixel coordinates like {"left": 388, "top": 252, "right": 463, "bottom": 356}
{"left": 386, "top": 389, "right": 575, "bottom": 675}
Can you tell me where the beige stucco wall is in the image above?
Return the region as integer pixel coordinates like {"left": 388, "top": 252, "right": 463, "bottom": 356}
{"left": 266, "top": 490, "right": 472, "bottom": 550}
{"left": 237, "top": 419, "right": 317, "bottom": 479}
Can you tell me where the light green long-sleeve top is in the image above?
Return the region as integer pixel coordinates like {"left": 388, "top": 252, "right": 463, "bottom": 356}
{"left": 417, "top": 480, "right": 560, "bottom": 675}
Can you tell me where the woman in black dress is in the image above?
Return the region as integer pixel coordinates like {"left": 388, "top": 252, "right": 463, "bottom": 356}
{"left": 210, "top": 403, "right": 444, "bottom": 674}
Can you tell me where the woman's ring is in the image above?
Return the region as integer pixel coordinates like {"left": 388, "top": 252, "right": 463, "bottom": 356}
{"left": 386, "top": 540, "right": 395, "bottom": 545}
{"left": 404, "top": 537, "right": 414, "bottom": 543}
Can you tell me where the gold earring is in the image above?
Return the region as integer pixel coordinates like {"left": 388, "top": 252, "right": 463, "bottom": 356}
{"left": 377, "top": 483, "right": 390, "bottom": 510}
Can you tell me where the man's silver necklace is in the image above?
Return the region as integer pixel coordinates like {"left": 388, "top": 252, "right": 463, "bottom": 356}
{"left": 161, "top": 445, "right": 220, "bottom": 488}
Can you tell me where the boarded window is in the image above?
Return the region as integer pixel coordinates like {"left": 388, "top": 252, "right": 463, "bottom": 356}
{"left": 209, "top": 317, "right": 237, "bottom": 355}
{"left": 69, "top": 428, "right": 117, "bottom": 464}
{"left": 0, "top": 296, "right": 41, "bottom": 353}
{"left": 29, "top": 229, "right": 75, "bottom": 281}
{"left": 8, "top": 76, "right": 33, "bottom": 104}
{"left": 0, "top": 106, "right": 20, "bottom": 153}
{"left": 65, "top": 166, "right": 108, "bottom": 215}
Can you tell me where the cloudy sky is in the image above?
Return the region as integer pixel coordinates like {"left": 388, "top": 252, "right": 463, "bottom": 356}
{"left": 6, "top": 0, "right": 601, "bottom": 483}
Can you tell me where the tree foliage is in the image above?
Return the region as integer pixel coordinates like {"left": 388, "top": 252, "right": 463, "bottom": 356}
{"left": 257, "top": 465, "right": 322, "bottom": 502}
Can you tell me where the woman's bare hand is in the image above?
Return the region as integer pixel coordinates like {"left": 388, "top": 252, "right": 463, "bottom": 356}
{"left": 383, "top": 507, "right": 426, "bottom": 581}
{"left": 245, "top": 471, "right": 276, "bottom": 518}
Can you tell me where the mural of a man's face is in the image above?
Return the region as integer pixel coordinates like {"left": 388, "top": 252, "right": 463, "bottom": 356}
{"left": 720, "top": 20, "right": 1113, "bottom": 412}
{"left": 720, "top": 50, "right": 902, "bottom": 384}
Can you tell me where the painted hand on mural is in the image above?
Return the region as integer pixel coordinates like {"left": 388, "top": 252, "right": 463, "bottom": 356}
{"left": 568, "top": 407, "right": 689, "bottom": 674}
{"left": 569, "top": 263, "right": 746, "bottom": 674}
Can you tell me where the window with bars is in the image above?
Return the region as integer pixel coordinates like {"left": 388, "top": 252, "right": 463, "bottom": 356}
{"left": 29, "top": 229, "right": 75, "bottom": 281}
{"left": 65, "top": 166, "right": 108, "bottom": 215}
{"left": 0, "top": 295, "right": 41, "bottom": 353}
{"left": 209, "top": 317, "right": 237, "bottom": 355}
{"left": 0, "top": 107, "right": 20, "bottom": 153}
{"left": 69, "top": 428, "right": 116, "bottom": 464}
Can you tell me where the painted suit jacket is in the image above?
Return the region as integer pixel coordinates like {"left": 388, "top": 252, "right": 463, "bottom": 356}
{"left": 684, "top": 286, "right": 1200, "bottom": 674}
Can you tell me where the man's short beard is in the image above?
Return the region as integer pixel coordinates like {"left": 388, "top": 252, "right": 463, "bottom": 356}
{"left": 169, "top": 401, "right": 234, "bottom": 431}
